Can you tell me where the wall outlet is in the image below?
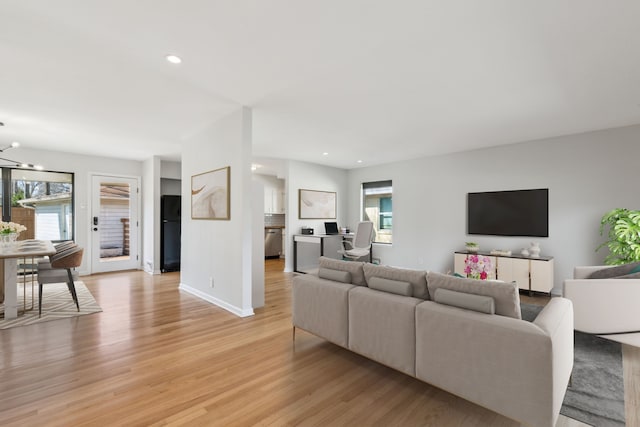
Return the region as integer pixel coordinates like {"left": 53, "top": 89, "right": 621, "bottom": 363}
{"left": 209, "top": 277, "right": 214, "bottom": 288}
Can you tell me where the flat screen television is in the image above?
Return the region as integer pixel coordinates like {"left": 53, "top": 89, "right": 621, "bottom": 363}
{"left": 467, "top": 189, "right": 549, "bottom": 237}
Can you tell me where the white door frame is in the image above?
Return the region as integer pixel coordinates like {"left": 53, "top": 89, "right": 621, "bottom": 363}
{"left": 88, "top": 173, "right": 141, "bottom": 274}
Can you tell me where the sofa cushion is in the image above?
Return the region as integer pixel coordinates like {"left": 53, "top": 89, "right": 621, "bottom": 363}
{"left": 363, "top": 263, "right": 429, "bottom": 299}
{"left": 414, "top": 300, "right": 558, "bottom": 427}
{"left": 433, "top": 288, "right": 495, "bottom": 314}
{"left": 319, "top": 256, "right": 366, "bottom": 286}
{"left": 292, "top": 274, "right": 354, "bottom": 347}
{"left": 348, "top": 287, "right": 423, "bottom": 376}
{"left": 318, "top": 267, "right": 352, "bottom": 283}
{"left": 368, "top": 276, "right": 413, "bottom": 296}
{"left": 426, "top": 271, "right": 521, "bottom": 319}
{"left": 587, "top": 261, "right": 640, "bottom": 279}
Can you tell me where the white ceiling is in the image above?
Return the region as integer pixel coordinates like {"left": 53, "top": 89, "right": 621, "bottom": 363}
{"left": 1, "top": 1, "right": 640, "bottom": 169}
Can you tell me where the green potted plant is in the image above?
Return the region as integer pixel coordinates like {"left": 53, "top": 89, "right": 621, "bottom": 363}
{"left": 596, "top": 208, "right": 640, "bottom": 265}
{"left": 465, "top": 241, "right": 479, "bottom": 253}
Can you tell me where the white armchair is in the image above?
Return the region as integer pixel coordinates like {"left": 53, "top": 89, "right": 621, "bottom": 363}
{"left": 563, "top": 265, "right": 640, "bottom": 334}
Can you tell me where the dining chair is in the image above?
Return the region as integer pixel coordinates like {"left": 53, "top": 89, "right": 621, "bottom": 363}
{"left": 37, "top": 245, "right": 83, "bottom": 317}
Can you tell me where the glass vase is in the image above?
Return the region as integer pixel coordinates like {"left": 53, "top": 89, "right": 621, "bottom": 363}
{"left": 0, "top": 232, "right": 17, "bottom": 249}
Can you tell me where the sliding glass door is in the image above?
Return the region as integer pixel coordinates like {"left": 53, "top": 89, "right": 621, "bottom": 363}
{"left": 2, "top": 168, "right": 74, "bottom": 241}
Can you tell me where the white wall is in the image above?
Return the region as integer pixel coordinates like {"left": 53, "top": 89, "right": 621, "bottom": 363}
{"left": 347, "top": 124, "right": 640, "bottom": 294}
{"left": 252, "top": 180, "right": 265, "bottom": 308}
{"left": 161, "top": 178, "right": 181, "bottom": 196}
{"left": 161, "top": 160, "right": 181, "bottom": 179}
{"left": 179, "top": 107, "right": 256, "bottom": 316}
{"left": 161, "top": 160, "right": 182, "bottom": 196}
{"left": 142, "top": 156, "right": 161, "bottom": 274}
{"left": 284, "top": 160, "right": 348, "bottom": 272}
{"left": 16, "top": 147, "right": 143, "bottom": 275}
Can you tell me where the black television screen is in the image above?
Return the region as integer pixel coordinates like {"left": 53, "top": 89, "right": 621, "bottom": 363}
{"left": 467, "top": 189, "right": 549, "bottom": 237}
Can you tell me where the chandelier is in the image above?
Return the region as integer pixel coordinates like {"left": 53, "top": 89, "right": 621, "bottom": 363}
{"left": 0, "top": 122, "right": 44, "bottom": 170}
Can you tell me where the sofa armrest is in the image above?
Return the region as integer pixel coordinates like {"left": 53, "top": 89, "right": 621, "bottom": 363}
{"left": 533, "top": 298, "right": 574, "bottom": 422}
{"left": 563, "top": 278, "right": 640, "bottom": 333}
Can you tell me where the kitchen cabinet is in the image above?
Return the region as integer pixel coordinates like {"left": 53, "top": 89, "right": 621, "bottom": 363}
{"left": 264, "top": 187, "right": 285, "bottom": 214}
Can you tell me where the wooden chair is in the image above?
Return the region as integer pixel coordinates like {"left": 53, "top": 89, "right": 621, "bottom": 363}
{"left": 37, "top": 245, "right": 83, "bottom": 317}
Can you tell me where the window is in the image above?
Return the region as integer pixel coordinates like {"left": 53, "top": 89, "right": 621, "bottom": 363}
{"left": 3, "top": 169, "right": 74, "bottom": 242}
{"left": 362, "top": 180, "right": 392, "bottom": 244}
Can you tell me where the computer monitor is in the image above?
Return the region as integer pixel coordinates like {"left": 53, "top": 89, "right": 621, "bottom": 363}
{"left": 324, "top": 222, "right": 339, "bottom": 235}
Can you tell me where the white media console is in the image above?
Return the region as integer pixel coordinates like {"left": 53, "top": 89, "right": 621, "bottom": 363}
{"left": 454, "top": 251, "right": 554, "bottom": 295}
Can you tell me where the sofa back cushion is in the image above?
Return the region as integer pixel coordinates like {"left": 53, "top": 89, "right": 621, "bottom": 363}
{"left": 426, "top": 271, "right": 521, "bottom": 319}
{"left": 318, "top": 267, "right": 352, "bottom": 284}
{"left": 318, "top": 257, "right": 366, "bottom": 286}
{"left": 368, "top": 276, "right": 413, "bottom": 296}
{"left": 433, "top": 288, "right": 495, "bottom": 314}
{"left": 587, "top": 261, "right": 640, "bottom": 279}
{"left": 363, "top": 263, "right": 429, "bottom": 299}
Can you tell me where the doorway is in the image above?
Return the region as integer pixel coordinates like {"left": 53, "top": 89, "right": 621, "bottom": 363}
{"left": 90, "top": 174, "right": 140, "bottom": 273}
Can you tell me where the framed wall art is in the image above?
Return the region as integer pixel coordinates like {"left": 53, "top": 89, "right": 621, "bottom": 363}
{"left": 191, "top": 166, "right": 230, "bottom": 220}
{"left": 298, "top": 189, "right": 336, "bottom": 219}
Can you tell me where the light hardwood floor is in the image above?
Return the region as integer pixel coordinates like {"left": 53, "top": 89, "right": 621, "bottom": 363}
{"left": 0, "top": 259, "right": 634, "bottom": 426}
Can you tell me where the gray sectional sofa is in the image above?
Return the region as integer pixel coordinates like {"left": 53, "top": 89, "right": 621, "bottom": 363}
{"left": 292, "top": 257, "right": 574, "bottom": 427}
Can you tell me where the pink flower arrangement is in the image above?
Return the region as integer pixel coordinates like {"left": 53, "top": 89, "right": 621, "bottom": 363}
{"left": 464, "top": 254, "right": 493, "bottom": 280}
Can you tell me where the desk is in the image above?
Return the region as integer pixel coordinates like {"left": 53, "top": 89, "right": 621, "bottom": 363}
{"left": 293, "top": 234, "right": 346, "bottom": 273}
{"left": 0, "top": 240, "right": 55, "bottom": 319}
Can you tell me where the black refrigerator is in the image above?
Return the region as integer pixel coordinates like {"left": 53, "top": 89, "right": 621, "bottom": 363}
{"left": 161, "top": 195, "right": 181, "bottom": 272}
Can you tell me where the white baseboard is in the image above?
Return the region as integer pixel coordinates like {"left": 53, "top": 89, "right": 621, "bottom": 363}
{"left": 179, "top": 283, "right": 254, "bottom": 318}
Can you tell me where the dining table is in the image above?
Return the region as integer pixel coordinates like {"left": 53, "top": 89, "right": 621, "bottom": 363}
{"left": 0, "top": 239, "right": 56, "bottom": 319}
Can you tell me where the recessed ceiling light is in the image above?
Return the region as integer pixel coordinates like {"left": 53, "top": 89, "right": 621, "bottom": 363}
{"left": 322, "top": 152, "right": 329, "bottom": 156}
{"left": 357, "top": 160, "right": 363, "bottom": 163}
{"left": 166, "top": 54, "right": 182, "bottom": 64}
{"left": 11, "top": 141, "right": 20, "bottom": 148}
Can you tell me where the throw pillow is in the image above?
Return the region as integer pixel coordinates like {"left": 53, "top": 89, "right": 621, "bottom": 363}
{"left": 615, "top": 271, "right": 640, "bottom": 279}
{"left": 318, "top": 257, "right": 366, "bottom": 286}
{"left": 426, "top": 271, "right": 521, "bottom": 319}
{"left": 433, "top": 288, "right": 495, "bottom": 315}
{"left": 318, "top": 267, "right": 352, "bottom": 284}
{"left": 368, "top": 276, "right": 413, "bottom": 297}
{"left": 363, "top": 263, "right": 429, "bottom": 299}
{"left": 631, "top": 264, "right": 640, "bottom": 274}
{"left": 587, "top": 261, "right": 640, "bottom": 279}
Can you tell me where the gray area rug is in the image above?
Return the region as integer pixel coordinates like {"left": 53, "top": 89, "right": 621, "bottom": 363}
{"left": 520, "top": 303, "right": 625, "bottom": 427}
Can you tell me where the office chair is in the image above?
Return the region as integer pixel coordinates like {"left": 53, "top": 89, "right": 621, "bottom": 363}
{"left": 338, "top": 221, "right": 374, "bottom": 261}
